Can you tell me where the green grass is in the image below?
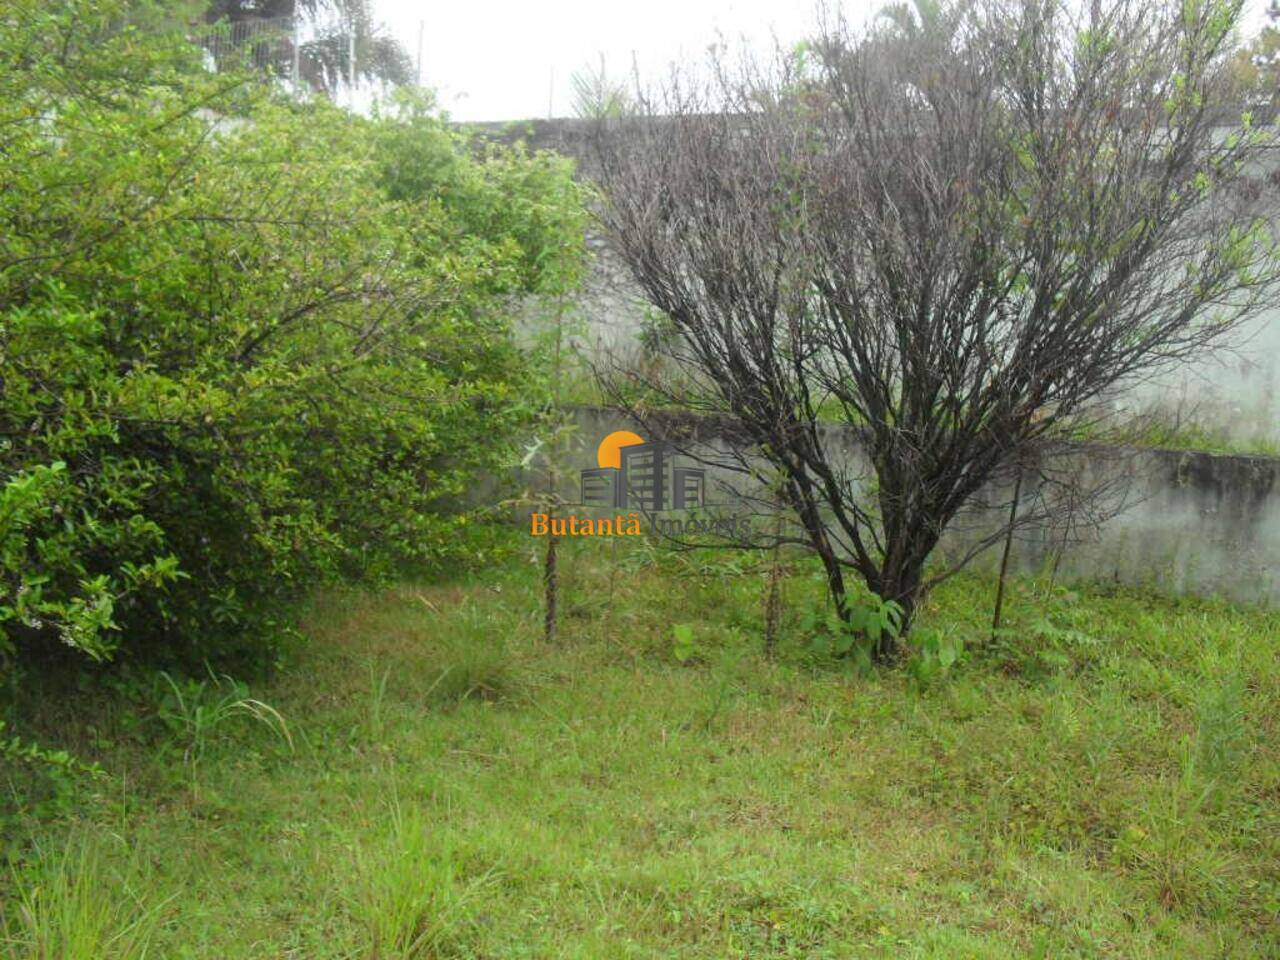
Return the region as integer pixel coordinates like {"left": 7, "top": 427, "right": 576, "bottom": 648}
{"left": 1, "top": 833, "right": 164, "bottom": 960}
{"left": 2, "top": 539, "right": 1277, "bottom": 958}
{"left": 1099, "top": 417, "right": 1280, "bottom": 459}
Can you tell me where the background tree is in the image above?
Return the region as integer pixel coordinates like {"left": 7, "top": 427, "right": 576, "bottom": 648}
{"left": 571, "top": 55, "right": 633, "bottom": 119}
{"left": 1230, "top": 1, "right": 1280, "bottom": 107}
{"left": 877, "top": 0, "right": 952, "bottom": 38}
{"left": 588, "top": 0, "right": 1279, "bottom": 658}
{"left": 201, "top": 0, "right": 413, "bottom": 92}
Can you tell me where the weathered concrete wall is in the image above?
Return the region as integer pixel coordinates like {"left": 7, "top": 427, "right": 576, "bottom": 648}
{"left": 567, "top": 236, "right": 1280, "bottom": 448}
{"left": 554, "top": 406, "right": 1280, "bottom": 605}
{"left": 954, "top": 445, "right": 1280, "bottom": 603}
{"left": 1121, "top": 314, "right": 1280, "bottom": 450}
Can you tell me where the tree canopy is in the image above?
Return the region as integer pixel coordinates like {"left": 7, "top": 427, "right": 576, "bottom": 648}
{"left": 588, "top": 0, "right": 1279, "bottom": 657}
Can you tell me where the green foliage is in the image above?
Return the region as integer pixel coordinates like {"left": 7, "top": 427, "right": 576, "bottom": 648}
{"left": 421, "top": 602, "right": 518, "bottom": 707}
{"left": 0, "top": 0, "right": 585, "bottom": 674}
{"left": 0, "top": 462, "right": 151, "bottom": 664}
{"left": 569, "top": 56, "right": 633, "bottom": 119}
{"left": 671, "top": 622, "right": 698, "bottom": 663}
{"left": 1188, "top": 660, "right": 1249, "bottom": 812}
{"left": 0, "top": 721, "right": 104, "bottom": 825}
{"left": 349, "top": 799, "right": 493, "bottom": 958}
{"left": 1232, "top": 14, "right": 1280, "bottom": 103}
{"left": 1, "top": 834, "right": 164, "bottom": 960}
{"left": 981, "top": 600, "right": 1106, "bottom": 678}
{"left": 905, "top": 625, "right": 964, "bottom": 685}
{"left": 372, "top": 89, "right": 587, "bottom": 299}
{"left": 799, "top": 592, "right": 904, "bottom": 671}
{"left": 152, "top": 669, "right": 292, "bottom": 768}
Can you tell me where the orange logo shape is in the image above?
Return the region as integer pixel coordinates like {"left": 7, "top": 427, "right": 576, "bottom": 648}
{"left": 596, "top": 430, "right": 644, "bottom": 470}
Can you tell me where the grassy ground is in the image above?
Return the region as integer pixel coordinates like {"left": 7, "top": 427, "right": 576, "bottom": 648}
{"left": 2, "top": 538, "right": 1277, "bottom": 958}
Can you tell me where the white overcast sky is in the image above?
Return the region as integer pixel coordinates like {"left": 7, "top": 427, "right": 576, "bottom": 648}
{"left": 369, "top": 0, "right": 1274, "bottom": 122}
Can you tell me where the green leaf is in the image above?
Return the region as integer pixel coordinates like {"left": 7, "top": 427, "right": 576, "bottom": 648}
{"left": 672, "top": 624, "right": 697, "bottom": 663}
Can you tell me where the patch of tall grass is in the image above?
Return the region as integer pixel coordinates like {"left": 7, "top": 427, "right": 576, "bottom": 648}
{"left": 1, "top": 834, "right": 164, "bottom": 960}
{"left": 348, "top": 799, "right": 493, "bottom": 959}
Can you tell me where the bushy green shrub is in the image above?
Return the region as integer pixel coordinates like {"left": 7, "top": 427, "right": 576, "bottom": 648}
{"left": 0, "top": 0, "right": 585, "bottom": 670}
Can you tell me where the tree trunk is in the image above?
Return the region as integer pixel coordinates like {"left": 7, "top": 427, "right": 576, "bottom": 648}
{"left": 784, "top": 477, "right": 853, "bottom": 625}
{"left": 543, "top": 531, "right": 558, "bottom": 644}
{"left": 763, "top": 514, "right": 785, "bottom": 657}
{"left": 991, "top": 466, "right": 1024, "bottom": 641}
{"left": 873, "top": 550, "right": 929, "bottom": 662}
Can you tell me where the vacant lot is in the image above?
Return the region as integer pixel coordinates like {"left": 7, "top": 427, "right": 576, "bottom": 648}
{"left": 3, "top": 540, "right": 1277, "bottom": 959}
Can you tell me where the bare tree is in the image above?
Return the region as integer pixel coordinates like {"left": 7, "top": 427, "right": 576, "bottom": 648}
{"left": 587, "top": 0, "right": 1280, "bottom": 658}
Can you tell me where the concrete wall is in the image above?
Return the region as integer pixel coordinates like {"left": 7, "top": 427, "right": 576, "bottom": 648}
{"left": 1123, "top": 314, "right": 1280, "bottom": 449}
{"left": 554, "top": 406, "right": 1280, "bottom": 605}
{"left": 954, "top": 444, "right": 1280, "bottom": 604}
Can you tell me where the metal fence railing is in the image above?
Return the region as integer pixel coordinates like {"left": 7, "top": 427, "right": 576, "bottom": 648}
{"left": 197, "top": 15, "right": 298, "bottom": 81}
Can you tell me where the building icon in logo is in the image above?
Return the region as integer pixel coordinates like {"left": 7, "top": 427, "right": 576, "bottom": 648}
{"left": 580, "top": 431, "right": 705, "bottom": 512}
